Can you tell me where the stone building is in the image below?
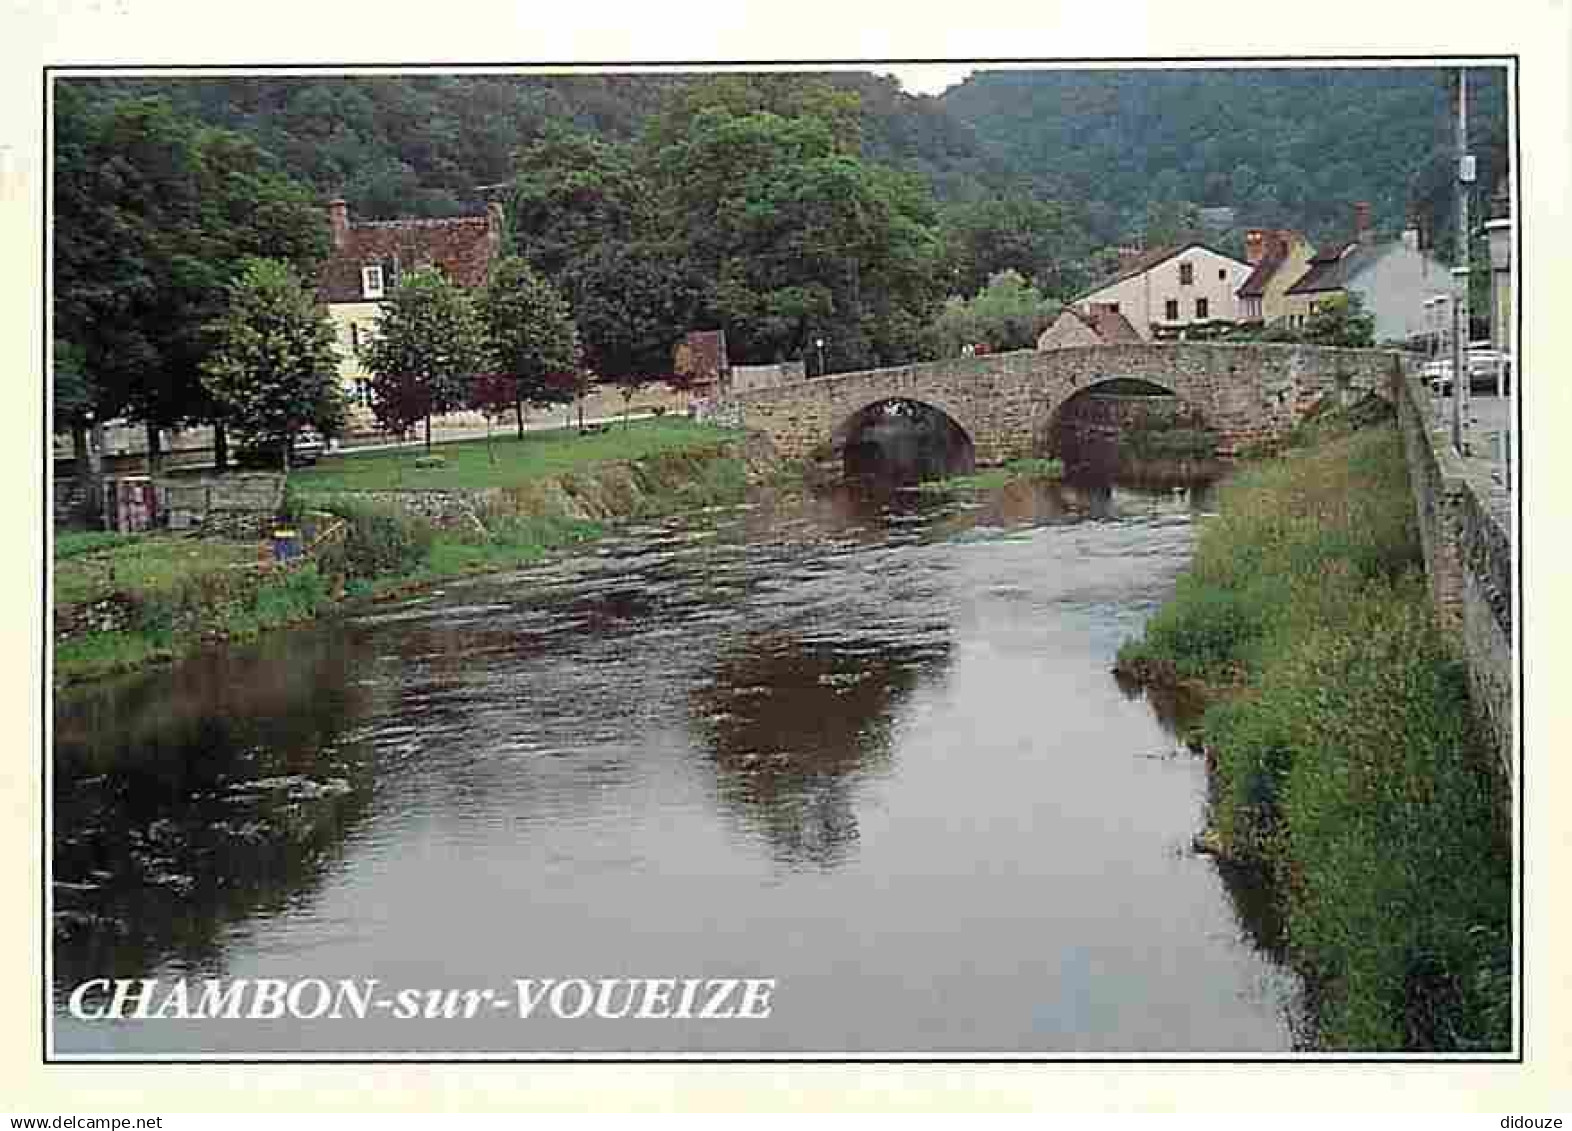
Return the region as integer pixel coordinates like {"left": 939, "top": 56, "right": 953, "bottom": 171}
{"left": 1068, "top": 242, "right": 1253, "bottom": 340}
{"left": 1281, "top": 202, "right": 1450, "bottom": 345}
{"left": 1234, "top": 228, "right": 1316, "bottom": 328}
{"left": 316, "top": 198, "right": 504, "bottom": 429}
{"left": 1036, "top": 304, "right": 1144, "bottom": 350}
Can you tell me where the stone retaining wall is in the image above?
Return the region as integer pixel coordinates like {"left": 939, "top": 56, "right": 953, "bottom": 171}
{"left": 1394, "top": 367, "right": 1515, "bottom": 796}
{"left": 157, "top": 474, "right": 284, "bottom": 538}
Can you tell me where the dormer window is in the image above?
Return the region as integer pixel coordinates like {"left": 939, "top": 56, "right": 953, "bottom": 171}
{"left": 361, "top": 264, "right": 385, "bottom": 300}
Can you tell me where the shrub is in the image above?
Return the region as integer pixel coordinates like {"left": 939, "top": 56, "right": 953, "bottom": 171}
{"left": 315, "top": 499, "right": 433, "bottom": 580}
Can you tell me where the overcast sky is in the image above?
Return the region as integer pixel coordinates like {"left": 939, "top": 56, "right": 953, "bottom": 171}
{"left": 875, "top": 64, "right": 976, "bottom": 97}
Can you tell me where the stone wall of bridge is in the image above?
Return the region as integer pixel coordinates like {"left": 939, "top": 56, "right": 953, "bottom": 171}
{"left": 732, "top": 342, "right": 1404, "bottom": 464}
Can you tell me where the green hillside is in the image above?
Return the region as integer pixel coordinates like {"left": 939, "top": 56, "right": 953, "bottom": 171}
{"left": 939, "top": 66, "right": 1510, "bottom": 254}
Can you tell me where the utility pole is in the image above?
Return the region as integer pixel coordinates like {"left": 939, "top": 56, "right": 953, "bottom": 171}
{"left": 1451, "top": 67, "right": 1474, "bottom": 454}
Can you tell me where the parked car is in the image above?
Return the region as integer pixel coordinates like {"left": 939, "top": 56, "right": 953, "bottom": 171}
{"left": 235, "top": 429, "right": 326, "bottom": 468}
{"left": 1425, "top": 352, "right": 1512, "bottom": 397}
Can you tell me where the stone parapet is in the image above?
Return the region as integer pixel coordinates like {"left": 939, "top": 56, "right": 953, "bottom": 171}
{"left": 1393, "top": 367, "right": 1515, "bottom": 799}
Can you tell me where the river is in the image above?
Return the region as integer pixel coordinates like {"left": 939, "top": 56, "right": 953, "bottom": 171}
{"left": 51, "top": 477, "right": 1300, "bottom": 1056}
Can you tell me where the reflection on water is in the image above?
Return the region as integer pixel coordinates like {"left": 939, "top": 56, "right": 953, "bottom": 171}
{"left": 53, "top": 633, "right": 376, "bottom": 989}
{"left": 52, "top": 475, "right": 1301, "bottom": 1055}
{"left": 692, "top": 629, "right": 948, "bottom": 870}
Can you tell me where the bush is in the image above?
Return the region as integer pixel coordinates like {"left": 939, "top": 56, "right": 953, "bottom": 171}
{"left": 315, "top": 499, "right": 433, "bottom": 580}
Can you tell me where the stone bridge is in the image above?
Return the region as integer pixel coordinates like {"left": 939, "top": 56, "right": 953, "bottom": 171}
{"left": 731, "top": 343, "right": 1407, "bottom": 464}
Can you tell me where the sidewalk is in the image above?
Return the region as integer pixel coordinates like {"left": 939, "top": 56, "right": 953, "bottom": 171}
{"left": 333, "top": 410, "right": 662, "bottom": 455}
{"left": 1428, "top": 389, "right": 1514, "bottom": 536}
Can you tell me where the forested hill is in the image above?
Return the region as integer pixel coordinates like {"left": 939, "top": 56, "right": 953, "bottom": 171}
{"left": 939, "top": 67, "right": 1510, "bottom": 250}
{"left": 67, "top": 73, "right": 1014, "bottom": 220}
{"left": 66, "top": 65, "right": 1508, "bottom": 255}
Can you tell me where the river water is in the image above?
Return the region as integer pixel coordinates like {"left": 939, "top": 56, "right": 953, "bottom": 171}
{"left": 52, "top": 479, "right": 1299, "bottom": 1056}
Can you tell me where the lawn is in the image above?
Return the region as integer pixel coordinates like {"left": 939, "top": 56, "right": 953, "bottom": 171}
{"left": 290, "top": 417, "right": 743, "bottom": 494}
{"left": 53, "top": 532, "right": 258, "bottom": 608}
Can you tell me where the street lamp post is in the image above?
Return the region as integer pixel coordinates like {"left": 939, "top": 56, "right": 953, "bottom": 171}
{"left": 1426, "top": 295, "right": 1449, "bottom": 425}
{"left": 1485, "top": 212, "right": 1513, "bottom": 491}
{"left": 815, "top": 337, "right": 826, "bottom": 378}
{"left": 1451, "top": 265, "right": 1470, "bottom": 454}
{"left": 1451, "top": 67, "right": 1473, "bottom": 456}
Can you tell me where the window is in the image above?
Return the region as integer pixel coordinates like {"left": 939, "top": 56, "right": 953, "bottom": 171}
{"left": 360, "top": 264, "right": 384, "bottom": 300}
{"left": 1218, "top": 268, "right": 1227, "bottom": 280}
{"left": 1165, "top": 299, "right": 1179, "bottom": 321}
{"left": 350, "top": 324, "right": 361, "bottom": 353}
{"left": 1107, "top": 303, "right": 1119, "bottom": 314}
{"left": 1195, "top": 297, "right": 1209, "bottom": 319}
{"left": 1179, "top": 262, "right": 1194, "bottom": 286}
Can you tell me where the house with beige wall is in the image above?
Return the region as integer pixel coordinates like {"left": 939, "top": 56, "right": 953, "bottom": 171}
{"left": 1070, "top": 242, "right": 1253, "bottom": 341}
{"left": 1235, "top": 229, "right": 1316, "bottom": 327}
{"left": 1282, "top": 228, "right": 1450, "bottom": 344}
{"left": 316, "top": 198, "right": 503, "bottom": 431}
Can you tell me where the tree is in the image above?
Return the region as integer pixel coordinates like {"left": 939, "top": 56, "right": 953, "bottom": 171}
{"left": 1142, "top": 199, "right": 1205, "bottom": 248}
{"left": 651, "top": 101, "right": 944, "bottom": 369}
{"left": 362, "top": 268, "right": 489, "bottom": 453}
{"left": 199, "top": 258, "right": 345, "bottom": 474}
{"left": 467, "top": 371, "right": 518, "bottom": 463}
{"left": 53, "top": 339, "right": 105, "bottom": 521}
{"left": 52, "top": 87, "right": 331, "bottom": 471}
{"left": 928, "top": 269, "right": 1061, "bottom": 356}
{"left": 939, "top": 195, "right": 1091, "bottom": 298}
{"left": 571, "top": 241, "right": 698, "bottom": 382}
{"left": 476, "top": 256, "right": 579, "bottom": 438}
{"left": 507, "top": 125, "right": 649, "bottom": 280}
{"left": 1298, "top": 292, "right": 1376, "bottom": 348}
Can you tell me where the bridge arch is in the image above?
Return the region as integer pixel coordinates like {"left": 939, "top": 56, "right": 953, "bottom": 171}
{"left": 1031, "top": 375, "right": 1215, "bottom": 462}
{"left": 830, "top": 396, "right": 977, "bottom": 482}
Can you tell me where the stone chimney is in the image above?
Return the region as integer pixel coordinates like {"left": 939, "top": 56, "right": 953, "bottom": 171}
{"left": 327, "top": 198, "right": 350, "bottom": 250}
{"left": 1244, "top": 229, "right": 1268, "bottom": 265}
{"left": 1353, "top": 201, "right": 1374, "bottom": 246}
{"left": 486, "top": 201, "right": 506, "bottom": 257}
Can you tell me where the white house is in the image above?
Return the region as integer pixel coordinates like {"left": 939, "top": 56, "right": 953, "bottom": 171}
{"left": 1070, "top": 243, "right": 1254, "bottom": 341}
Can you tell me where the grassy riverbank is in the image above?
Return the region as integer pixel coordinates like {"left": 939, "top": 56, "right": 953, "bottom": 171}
{"left": 54, "top": 426, "right": 753, "bottom": 685}
{"left": 289, "top": 417, "right": 741, "bottom": 493}
{"left": 1116, "top": 419, "right": 1511, "bottom": 1051}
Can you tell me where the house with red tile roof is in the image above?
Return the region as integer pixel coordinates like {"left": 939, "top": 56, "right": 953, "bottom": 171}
{"left": 1234, "top": 228, "right": 1316, "bottom": 328}
{"left": 317, "top": 198, "right": 504, "bottom": 427}
{"left": 1069, "top": 241, "right": 1252, "bottom": 341}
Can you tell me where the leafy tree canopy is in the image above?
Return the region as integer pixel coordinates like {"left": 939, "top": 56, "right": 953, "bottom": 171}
{"left": 53, "top": 86, "right": 330, "bottom": 436}
{"left": 928, "top": 269, "right": 1061, "bottom": 356}
{"left": 200, "top": 257, "right": 346, "bottom": 469}
{"left": 362, "top": 267, "right": 489, "bottom": 448}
